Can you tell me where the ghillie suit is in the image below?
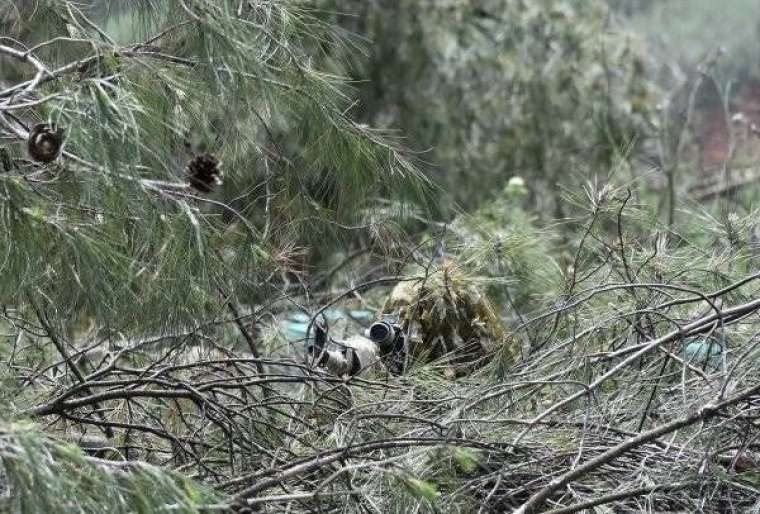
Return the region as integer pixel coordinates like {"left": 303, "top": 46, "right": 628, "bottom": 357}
{"left": 303, "top": 264, "right": 520, "bottom": 430}
{"left": 378, "top": 262, "right": 520, "bottom": 377}
{"left": 306, "top": 262, "right": 520, "bottom": 379}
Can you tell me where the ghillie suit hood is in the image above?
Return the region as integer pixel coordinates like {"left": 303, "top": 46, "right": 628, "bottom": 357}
{"left": 379, "top": 261, "right": 520, "bottom": 377}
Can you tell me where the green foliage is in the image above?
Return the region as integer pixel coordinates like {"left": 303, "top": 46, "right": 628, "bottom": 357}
{"left": 0, "top": 421, "right": 217, "bottom": 514}
{"left": 0, "top": 0, "right": 426, "bottom": 330}
{"left": 449, "top": 447, "right": 481, "bottom": 475}
{"left": 399, "top": 476, "right": 440, "bottom": 502}
{"left": 2, "top": 2, "right": 760, "bottom": 514}
{"left": 321, "top": 0, "right": 660, "bottom": 211}
{"left": 449, "top": 177, "right": 561, "bottom": 312}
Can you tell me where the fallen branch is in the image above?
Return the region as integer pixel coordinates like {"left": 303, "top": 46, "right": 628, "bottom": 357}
{"left": 514, "top": 379, "right": 760, "bottom": 513}
{"left": 512, "top": 295, "right": 760, "bottom": 447}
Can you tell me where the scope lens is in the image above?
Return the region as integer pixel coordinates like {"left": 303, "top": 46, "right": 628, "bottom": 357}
{"left": 369, "top": 321, "right": 392, "bottom": 343}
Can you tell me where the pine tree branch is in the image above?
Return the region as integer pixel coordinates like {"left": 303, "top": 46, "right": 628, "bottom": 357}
{"left": 512, "top": 295, "right": 760, "bottom": 447}
{"left": 542, "top": 480, "right": 699, "bottom": 514}
{"left": 513, "top": 381, "right": 760, "bottom": 513}
{"left": 25, "top": 292, "right": 114, "bottom": 438}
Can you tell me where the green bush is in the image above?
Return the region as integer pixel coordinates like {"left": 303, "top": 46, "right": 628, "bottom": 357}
{"left": 321, "top": 0, "right": 661, "bottom": 213}
{"left": 0, "top": 422, "right": 217, "bottom": 514}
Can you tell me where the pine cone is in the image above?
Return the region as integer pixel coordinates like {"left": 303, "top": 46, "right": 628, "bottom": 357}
{"left": 27, "top": 123, "right": 65, "bottom": 163}
{"left": 186, "top": 152, "right": 222, "bottom": 193}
